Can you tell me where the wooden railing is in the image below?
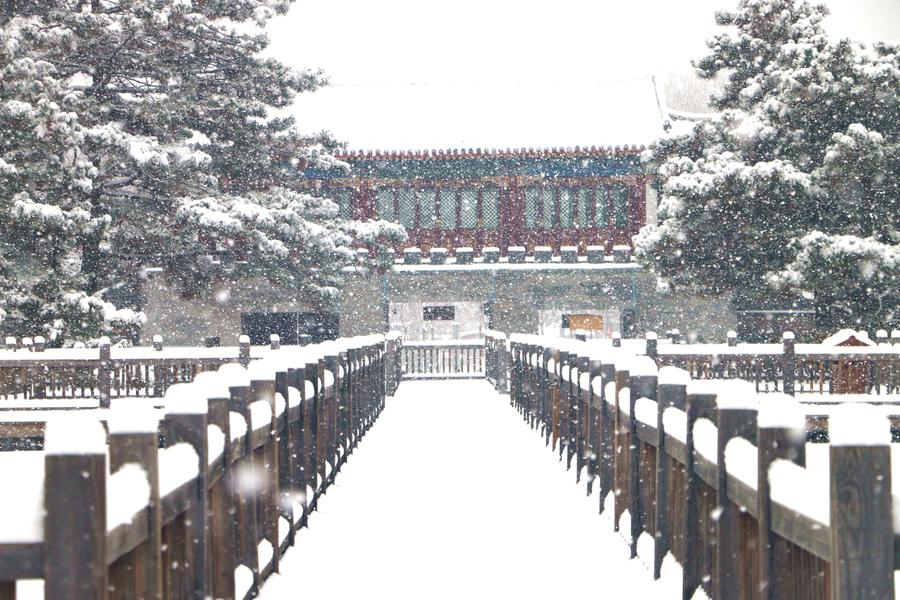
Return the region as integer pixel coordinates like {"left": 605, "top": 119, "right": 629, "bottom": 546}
{"left": 0, "top": 334, "right": 398, "bottom": 600}
{"left": 400, "top": 340, "right": 485, "bottom": 379}
{"left": 0, "top": 334, "right": 403, "bottom": 406}
{"left": 496, "top": 334, "right": 900, "bottom": 600}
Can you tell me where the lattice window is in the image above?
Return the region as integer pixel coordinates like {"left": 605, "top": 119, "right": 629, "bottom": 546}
{"left": 542, "top": 188, "right": 557, "bottom": 229}
{"left": 418, "top": 189, "right": 437, "bottom": 228}
{"left": 460, "top": 189, "right": 478, "bottom": 229}
{"left": 438, "top": 187, "right": 457, "bottom": 229}
{"left": 524, "top": 187, "right": 541, "bottom": 230}
{"left": 575, "top": 189, "right": 592, "bottom": 228}
{"left": 482, "top": 187, "right": 500, "bottom": 229}
{"left": 328, "top": 188, "right": 353, "bottom": 219}
{"left": 397, "top": 188, "right": 417, "bottom": 229}
{"left": 559, "top": 188, "right": 574, "bottom": 228}
{"left": 595, "top": 186, "right": 609, "bottom": 227}
{"left": 611, "top": 184, "right": 628, "bottom": 227}
{"left": 376, "top": 188, "right": 395, "bottom": 221}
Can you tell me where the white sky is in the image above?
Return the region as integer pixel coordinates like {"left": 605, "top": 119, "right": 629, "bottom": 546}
{"left": 266, "top": 0, "right": 900, "bottom": 86}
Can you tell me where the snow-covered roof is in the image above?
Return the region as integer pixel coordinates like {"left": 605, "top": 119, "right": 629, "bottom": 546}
{"left": 293, "top": 77, "right": 670, "bottom": 152}
{"left": 821, "top": 329, "right": 875, "bottom": 347}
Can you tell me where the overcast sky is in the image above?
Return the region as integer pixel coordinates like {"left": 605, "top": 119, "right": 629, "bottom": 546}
{"left": 266, "top": 0, "right": 900, "bottom": 86}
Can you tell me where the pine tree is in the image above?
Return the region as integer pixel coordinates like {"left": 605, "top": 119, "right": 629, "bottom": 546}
{"left": 635, "top": 0, "right": 899, "bottom": 333}
{"left": 0, "top": 2, "right": 405, "bottom": 345}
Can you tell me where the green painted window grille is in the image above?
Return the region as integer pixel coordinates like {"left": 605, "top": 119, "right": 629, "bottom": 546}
{"left": 542, "top": 188, "right": 557, "bottom": 229}
{"left": 376, "top": 188, "right": 395, "bottom": 221}
{"left": 439, "top": 187, "right": 457, "bottom": 229}
{"left": 460, "top": 189, "right": 478, "bottom": 229}
{"left": 611, "top": 184, "right": 628, "bottom": 227}
{"left": 595, "top": 186, "right": 609, "bottom": 227}
{"left": 482, "top": 187, "right": 500, "bottom": 229}
{"left": 330, "top": 188, "right": 353, "bottom": 219}
{"left": 575, "top": 189, "right": 592, "bottom": 228}
{"left": 396, "top": 187, "right": 417, "bottom": 229}
{"left": 559, "top": 188, "right": 574, "bottom": 228}
{"left": 524, "top": 187, "right": 541, "bottom": 229}
{"left": 418, "top": 188, "right": 437, "bottom": 228}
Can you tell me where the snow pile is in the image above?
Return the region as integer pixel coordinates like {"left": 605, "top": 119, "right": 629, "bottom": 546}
{"left": 769, "top": 458, "right": 829, "bottom": 524}
{"left": 828, "top": 403, "right": 891, "bottom": 446}
{"left": 758, "top": 394, "right": 805, "bottom": 430}
{"left": 107, "top": 463, "right": 149, "bottom": 531}
{"left": 159, "top": 443, "right": 199, "bottom": 496}
{"left": 693, "top": 418, "right": 718, "bottom": 463}
{"left": 662, "top": 407, "right": 687, "bottom": 442}
{"left": 657, "top": 366, "right": 691, "bottom": 386}
{"left": 724, "top": 437, "right": 758, "bottom": 489}
{"left": 0, "top": 452, "right": 44, "bottom": 542}
{"left": 208, "top": 424, "right": 225, "bottom": 463}
{"left": 44, "top": 416, "right": 106, "bottom": 455}
{"left": 250, "top": 400, "right": 273, "bottom": 431}
{"left": 192, "top": 370, "right": 232, "bottom": 399}
{"left": 164, "top": 383, "right": 208, "bottom": 415}
{"left": 634, "top": 398, "right": 658, "bottom": 427}
{"left": 259, "top": 539, "right": 274, "bottom": 570}
{"left": 230, "top": 412, "right": 248, "bottom": 441}
{"left": 235, "top": 565, "right": 254, "bottom": 600}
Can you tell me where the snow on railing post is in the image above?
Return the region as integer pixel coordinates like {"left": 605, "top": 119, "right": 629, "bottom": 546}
{"left": 828, "top": 405, "right": 894, "bottom": 600}
{"left": 612, "top": 331, "right": 621, "bottom": 348}
{"left": 33, "top": 336, "right": 45, "bottom": 352}
{"left": 499, "top": 335, "right": 510, "bottom": 394}
{"left": 238, "top": 335, "right": 251, "bottom": 367}
{"left": 22, "top": 336, "right": 33, "bottom": 351}
{"left": 108, "top": 408, "right": 162, "bottom": 598}
{"left": 627, "top": 357, "right": 658, "bottom": 558}
{"left": 757, "top": 395, "right": 806, "bottom": 600}
{"left": 248, "top": 360, "right": 281, "bottom": 576}
{"left": 2, "top": 336, "right": 15, "bottom": 350}
{"left": 164, "top": 384, "right": 211, "bottom": 599}
{"left": 653, "top": 367, "right": 689, "bottom": 579}
{"left": 782, "top": 332, "right": 796, "bottom": 396}
{"left": 43, "top": 418, "right": 108, "bottom": 600}
{"left": 891, "top": 330, "right": 900, "bottom": 345}
{"left": 715, "top": 396, "right": 758, "bottom": 600}
{"left": 192, "top": 371, "right": 237, "bottom": 600}
{"left": 875, "top": 329, "right": 888, "bottom": 345}
{"left": 669, "top": 328, "right": 681, "bottom": 345}
{"left": 682, "top": 390, "right": 717, "bottom": 600}
{"left": 727, "top": 330, "right": 738, "bottom": 347}
{"left": 98, "top": 337, "right": 112, "bottom": 409}
{"left": 269, "top": 334, "right": 280, "bottom": 351}
{"left": 152, "top": 334, "right": 163, "bottom": 352}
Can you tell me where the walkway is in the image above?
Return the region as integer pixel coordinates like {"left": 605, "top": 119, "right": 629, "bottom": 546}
{"left": 258, "top": 380, "right": 680, "bottom": 599}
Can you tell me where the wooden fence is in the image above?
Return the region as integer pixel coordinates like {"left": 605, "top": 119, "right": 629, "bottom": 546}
{"left": 490, "top": 333, "right": 900, "bottom": 600}
{"left": 400, "top": 340, "right": 485, "bottom": 379}
{"left": 0, "top": 334, "right": 399, "bottom": 600}
{"left": 0, "top": 334, "right": 403, "bottom": 406}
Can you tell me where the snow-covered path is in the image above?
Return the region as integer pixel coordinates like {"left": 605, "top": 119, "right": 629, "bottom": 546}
{"left": 258, "top": 380, "right": 679, "bottom": 599}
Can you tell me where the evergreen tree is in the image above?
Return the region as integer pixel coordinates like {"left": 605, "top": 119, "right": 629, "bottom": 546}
{"left": 635, "top": 0, "right": 899, "bottom": 333}
{"left": 0, "top": 2, "right": 405, "bottom": 345}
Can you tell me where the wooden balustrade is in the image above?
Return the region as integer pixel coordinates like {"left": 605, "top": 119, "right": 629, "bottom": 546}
{"left": 497, "top": 335, "right": 900, "bottom": 600}
{"left": 400, "top": 341, "right": 485, "bottom": 379}
{"left": 0, "top": 335, "right": 395, "bottom": 600}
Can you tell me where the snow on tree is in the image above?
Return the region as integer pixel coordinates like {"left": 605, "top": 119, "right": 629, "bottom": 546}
{"left": 0, "top": 2, "right": 404, "bottom": 345}
{"left": 635, "top": 0, "right": 899, "bottom": 332}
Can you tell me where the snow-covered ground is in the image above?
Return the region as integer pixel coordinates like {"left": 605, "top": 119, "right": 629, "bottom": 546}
{"left": 258, "top": 380, "right": 680, "bottom": 599}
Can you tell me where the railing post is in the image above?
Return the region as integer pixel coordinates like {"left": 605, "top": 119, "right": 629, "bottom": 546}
{"left": 757, "top": 395, "right": 806, "bottom": 600}
{"left": 270, "top": 334, "right": 280, "bottom": 350}
{"left": 612, "top": 332, "right": 621, "bottom": 348}
{"left": 597, "top": 361, "right": 617, "bottom": 513}
{"left": 108, "top": 410, "right": 162, "bottom": 600}
{"left": 682, "top": 391, "right": 717, "bottom": 600}
{"left": 248, "top": 361, "right": 280, "bottom": 576}
{"left": 653, "top": 367, "right": 688, "bottom": 580}
{"left": 727, "top": 330, "right": 738, "bottom": 347}
{"left": 829, "top": 407, "right": 894, "bottom": 600}
{"left": 715, "top": 399, "right": 757, "bottom": 600}
{"left": 164, "top": 385, "right": 211, "bottom": 600}
{"left": 782, "top": 332, "right": 795, "bottom": 396}
{"left": 152, "top": 334, "right": 163, "bottom": 352}
{"left": 239, "top": 335, "right": 251, "bottom": 367}
{"left": 628, "top": 358, "right": 657, "bottom": 557}
{"left": 98, "top": 337, "right": 112, "bottom": 408}
{"left": 43, "top": 418, "right": 108, "bottom": 600}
